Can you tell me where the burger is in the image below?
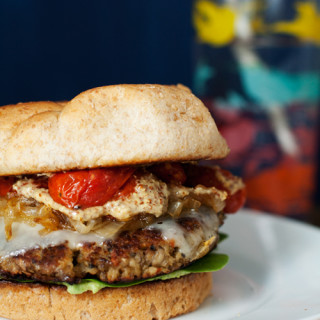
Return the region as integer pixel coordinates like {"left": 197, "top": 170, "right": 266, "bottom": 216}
{"left": 0, "top": 84, "right": 245, "bottom": 320}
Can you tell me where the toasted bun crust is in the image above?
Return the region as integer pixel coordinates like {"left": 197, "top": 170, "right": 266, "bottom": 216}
{"left": 0, "top": 273, "right": 212, "bottom": 320}
{"left": 0, "top": 84, "right": 229, "bottom": 175}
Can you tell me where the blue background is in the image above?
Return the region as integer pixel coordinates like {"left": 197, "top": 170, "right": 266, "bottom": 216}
{"left": 0, "top": 0, "right": 193, "bottom": 105}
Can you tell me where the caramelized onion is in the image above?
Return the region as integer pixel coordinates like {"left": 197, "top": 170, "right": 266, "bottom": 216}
{"left": 69, "top": 219, "right": 103, "bottom": 234}
{"left": 119, "top": 214, "right": 156, "bottom": 232}
{"left": 0, "top": 193, "right": 208, "bottom": 241}
{"left": 168, "top": 197, "right": 201, "bottom": 218}
{"left": 0, "top": 196, "right": 72, "bottom": 240}
{"left": 0, "top": 196, "right": 162, "bottom": 240}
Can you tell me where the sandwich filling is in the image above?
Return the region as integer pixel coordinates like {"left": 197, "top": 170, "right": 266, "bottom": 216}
{"left": 0, "top": 162, "right": 245, "bottom": 283}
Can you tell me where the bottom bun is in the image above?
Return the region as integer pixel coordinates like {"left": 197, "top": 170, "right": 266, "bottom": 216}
{"left": 0, "top": 273, "right": 212, "bottom": 320}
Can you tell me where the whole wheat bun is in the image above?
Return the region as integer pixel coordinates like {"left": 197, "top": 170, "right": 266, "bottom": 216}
{"left": 0, "top": 84, "right": 229, "bottom": 175}
{"left": 0, "top": 273, "right": 212, "bottom": 320}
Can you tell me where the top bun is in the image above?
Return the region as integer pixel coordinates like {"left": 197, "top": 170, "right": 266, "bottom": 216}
{"left": 0, "top": 84, "right": 229, "bottom": 175}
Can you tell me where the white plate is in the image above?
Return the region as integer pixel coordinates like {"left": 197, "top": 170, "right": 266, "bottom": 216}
{"left": 178, "top": 209, "right": 320, "bottom": 320}
{"left": 1, "top": 209, "right": 320, "bottom": 320}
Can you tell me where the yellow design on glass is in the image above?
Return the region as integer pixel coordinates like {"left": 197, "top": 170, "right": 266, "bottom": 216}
{"left": 193, "top": 0, "right": 236, "bottom": 46}
{"left": 271, "top": 2, "right": 320, "bottom": 45}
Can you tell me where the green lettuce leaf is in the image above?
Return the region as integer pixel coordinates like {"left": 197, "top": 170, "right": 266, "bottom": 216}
{"left": 62, "top": 252, "right": 228, "bottom": 294}
{"left": 218, "top": 232, "right": 228, "bottom": 243}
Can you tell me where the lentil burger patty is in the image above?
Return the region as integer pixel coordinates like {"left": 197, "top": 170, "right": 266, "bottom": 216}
{"left": 0, "top": 209, "right": 223, "bottom": 283}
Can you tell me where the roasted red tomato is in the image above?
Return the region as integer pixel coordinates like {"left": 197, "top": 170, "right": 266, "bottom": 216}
{"left": 185, "top": 165, "right": 230, "bottom": 189}
{"left": 0, "top": 177, "right": 15, "bottom": 197}
{"left": 48, "top": 167, "right": 135, "bottom": 209}
{"left": 224, "top": 188, "right": 247, "bottom": 213}
{"left": 113, "top": 174, "right": 137, "bottom": 200}
{"left": 184, "top": 165, "right": 246, "bottom": 213}
{"left": 149, "top": 163, "right": 186, "bottom": 185}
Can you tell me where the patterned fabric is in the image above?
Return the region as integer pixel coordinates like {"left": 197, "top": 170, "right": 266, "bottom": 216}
{"left": 193, "top": 0, "right": 320, "bottom": 219}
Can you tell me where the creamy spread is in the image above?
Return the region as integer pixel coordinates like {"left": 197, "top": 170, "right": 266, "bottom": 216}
{"left": 214, "top": 165, "right": 245, "bottom": 195}
{"left": 12, "top": 172, "right": 228, "bottom": 226}
{"left": 13, "top": 173, "right": 169, "bottom": 222}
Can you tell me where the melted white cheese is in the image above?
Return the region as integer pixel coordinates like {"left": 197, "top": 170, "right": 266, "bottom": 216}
{"left": 149, "top": 206, "right": 219, "bottom": 258}
{"left": 0, "top": 207, "right": 220, "bottom": 261}
{"left": 0, "top": 220, "right": 105, "bottom": 260}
